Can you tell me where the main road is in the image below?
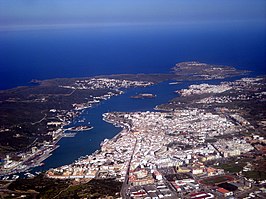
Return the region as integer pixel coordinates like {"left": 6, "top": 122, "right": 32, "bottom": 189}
{"left": 120, "top": 132, "right": 137, "bottom": 199}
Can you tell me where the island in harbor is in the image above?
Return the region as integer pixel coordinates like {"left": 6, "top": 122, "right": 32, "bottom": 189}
{"left": 130, "top": 93, "right": 156, "bottom": 99}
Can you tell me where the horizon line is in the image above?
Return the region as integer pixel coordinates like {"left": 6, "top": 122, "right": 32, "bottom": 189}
{"left": 0, "top": 19, "right": 265, "bottom": 32}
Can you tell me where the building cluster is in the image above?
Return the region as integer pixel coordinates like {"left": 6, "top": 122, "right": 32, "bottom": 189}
{"left": 72, "top": 90, "right": 122, "bottom": 111}
{"left": 0, "top": 144, "right": 57, "bottom": 178}
{"left": 128, "top": 182, "right": 174, "bottom": 198}
{"left": 61, "top": 78, "right": 153, "bottom": 90}
{"left": 47, "top": 107, "right": 260, "bottom": 198}
{"left": 215, "top": 139, "right": 254, "bottom": 158}
{"left": 178, "top": 83, "right": 232, "bottom": 96}
{"left": 173, "top": 61, "right": 243, "bottom": 80}
{"left": 184, "top": 77, "right": 266, "bottom": 104}
{"left": 61, "top": 78, "right": 153, "bottom": 111}
{"left": 227, "top": 77, "right": 265, "bottom": 90}
{"left": 197, "top": 92, "right": 265, "bottom": 105}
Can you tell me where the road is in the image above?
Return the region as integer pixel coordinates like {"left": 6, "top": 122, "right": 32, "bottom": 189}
{"left": 120, "top": 133, "right": 137, "bottom": 199}
{"left": 31, "top": 113, "right": 47, "bottom": 125}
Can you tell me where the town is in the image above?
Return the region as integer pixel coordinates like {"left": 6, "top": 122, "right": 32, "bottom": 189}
{"left": 46, "top": 76, "right": 266, "bottom": 198}
{"left": 47, "top": 108, "right": 265, "bottom": 198}
{"left": 1, "top": 74, "right": 265, "bottom": 198}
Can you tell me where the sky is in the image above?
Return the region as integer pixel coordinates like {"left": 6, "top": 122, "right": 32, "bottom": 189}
{"left": 0, "top": 0, "right": 265, "bottom": 30}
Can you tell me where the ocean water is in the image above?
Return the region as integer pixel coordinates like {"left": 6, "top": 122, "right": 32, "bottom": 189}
{"left": 0, "top": 21, "right": 265, "bottom": 90}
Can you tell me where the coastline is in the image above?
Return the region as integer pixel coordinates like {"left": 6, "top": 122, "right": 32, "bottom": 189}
{"left": 0, "top": 62, "right": 250, "bottom": 178}
{"left": 0, "top": 78, "right": 153, "bottom": 177}
{"left": 0, "top": 93, "right": 117, "bottom": 177}
{"left": 46, "top": 76, "right": 266, "bottom": 198}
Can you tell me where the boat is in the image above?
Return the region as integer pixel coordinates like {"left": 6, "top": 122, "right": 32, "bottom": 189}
{"left": 169, "top": 81, "right": 181, "bottom": 85}
{"left": 25, "top": 172, "right": 35, "bottom": 178}
{"left": 2, "top": 176, "right": 9, "bottom": 180}
{"left": 78, "top": 118, "right": 85, "bottom": 122}
{"left": 11, "top": 175, "right": 19, "bottom": 180}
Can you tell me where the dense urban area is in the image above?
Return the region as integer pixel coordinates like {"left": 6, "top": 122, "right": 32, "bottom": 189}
{"left": 46, "top": 77, "right": 266, "bottom": 198}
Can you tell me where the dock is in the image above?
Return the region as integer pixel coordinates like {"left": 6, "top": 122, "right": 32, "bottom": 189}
{"left": 63, "top": 133, "right": 77, "bottom": 137}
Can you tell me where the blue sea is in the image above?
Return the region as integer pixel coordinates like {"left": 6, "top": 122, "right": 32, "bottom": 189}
{"left": 0, "top": 21, "right": 266, "bottom": 174}
{"left": 0, "top": 21, "right": 265, "bottom": 90}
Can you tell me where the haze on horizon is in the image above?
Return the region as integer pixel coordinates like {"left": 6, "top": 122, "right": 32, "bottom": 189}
{"left": 0, "top": 0, "right": 265, "bottom": 30}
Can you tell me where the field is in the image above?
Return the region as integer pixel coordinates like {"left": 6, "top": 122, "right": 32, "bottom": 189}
{"left": 199, "top": 175, "right": 235, "bottom": 186}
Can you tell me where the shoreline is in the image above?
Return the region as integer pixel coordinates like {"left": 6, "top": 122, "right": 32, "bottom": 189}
{"left": 0, "top": 62, "right": 250, "bottom": 178}
{"left": 0, "top": 103, "right": 103, "bottom": 177}
{"left": 0, "top": 79, "right": 152, "bottom": 177}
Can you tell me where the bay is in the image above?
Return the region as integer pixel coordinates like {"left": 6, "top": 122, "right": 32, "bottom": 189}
{"left": 32, "top": 80, "right": 190, "bottom": 172}
{"left": 32, "top": 76, "right": 245, "bottom": 173}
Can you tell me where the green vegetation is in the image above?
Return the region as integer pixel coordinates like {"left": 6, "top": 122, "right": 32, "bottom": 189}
{"left": 200, "top": 175, "right": 234, "bottom": 186}
{"left": 6, "top": 174, "right": 122, "bottom": 198}
{"left": 52, "top": 179, "right": 122, "bottom": 199}
{"left": 243, "top": 171, "right": 266, "bottom": 181}
{"left": 7, "top": 174, "right": 70, "bottom": 198}
{"left": 165, "top": 173, "right": 191, "bottom": 181}
{"left": 216, "top": 162, "right": 246, "bottom": 173}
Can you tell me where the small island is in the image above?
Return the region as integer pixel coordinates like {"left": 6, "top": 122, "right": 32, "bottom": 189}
{"left": 130, "top": 93, "right": 156, "bottom": 99}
